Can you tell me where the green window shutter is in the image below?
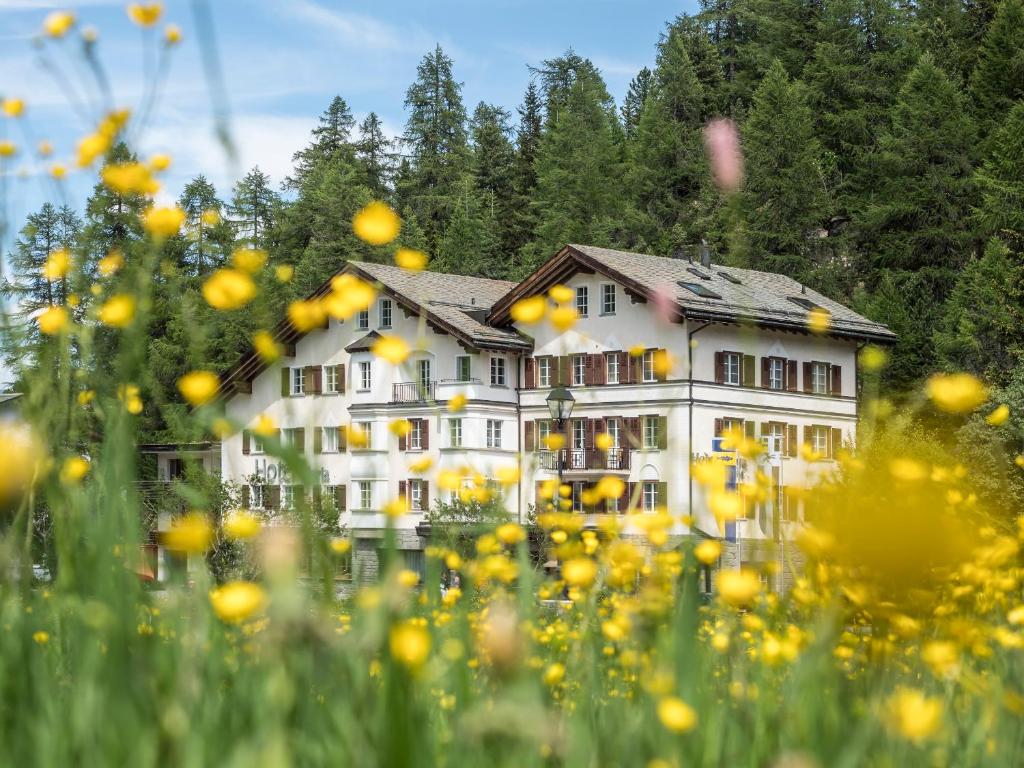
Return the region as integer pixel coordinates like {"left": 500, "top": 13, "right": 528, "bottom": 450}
{"left": 744, "top": 420, "right": 755, "bottom": 439}
{"left": 657, "top": 416, "right": 668, "bottom": 449}
{"left": 742, "top": 355, "right": 755, "bottom": 387}
{"left": 281, "top": 368, "right": 290, "bottom": 397}
{"left": 294, "top": 428, "right": 305, "bottom": 453}
{"left": 656, "top": 481, "right": 667, "bottom": 508}
{"left": 313, "top": 428, "right": 322, "bottom": 454}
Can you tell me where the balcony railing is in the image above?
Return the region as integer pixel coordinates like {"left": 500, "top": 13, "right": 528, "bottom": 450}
{"left": 391, "top": 380, "right": 435, "bottom": 403}
{"left": 539, "top": 448, "right": 630, "bottom": 472}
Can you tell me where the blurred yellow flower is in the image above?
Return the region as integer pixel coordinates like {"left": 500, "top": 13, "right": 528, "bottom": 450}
{"left": 201, "top": 208, "right": 220, "bottom": 226}
{"left": 231, "top": 247, "right": 268, "bottom": 274}
{"left": 986, "top": 404, "right": 1010, "bottom": 426}
{"left": 287, "top": 299, "right": 326, "bottom": 332}
{"left": 926, "top": 373, "right": 987, "bottom": 414}
{"left": 495, "top": 465, "right": 520, "bottom": 485}
{"left": 253, "top": 414, "right": 276, "bottom": 437}
{"left": 389, "top": 419, "right": 412, "bottom": 437}
{"left": 59, "top": 456, "right": 89, "bottom": 484}
{"left": 33, "top": 631, "right": 50, "bottom": 645}
{"left": 806, "top": 307, "right": 831, "bottom": 334}
{"left": 372, "top": 335, "right": 410, "bottom": 364}
{"left": 127, "top": 3, "right": 163, "bottom": 27}
{"left": 275, "top": 264, "right": 294, "bottom": 282}
{"left": 543, "top": 662, "right": 565, "bottom": 686}
{"left": 694, "top": 539, "right": 721, "bottom": 566}
{"left": 77, "top": 390, "right": 95, "bottom": 407}
{"left": 657, "top": 697, "right": 697, "bottom": 733}
{"left": 37, "top": 306, "right": 68, "bottom": 335}
{"left": 496, "top": 523, "right": 525, "bottom": 545}
{"left": 164, "top": 512, "right": 213, "bottom": 553}
{"left": 0, "top": 424, "right": 43, "bottom": 505}
{"left": 253, "top": 331, "right": 281, "bottom": 363}
{"left": 352, "top": 201, "right": 400, "bottom": 245}
{"left": 143, "top": 205, "right": 185, "bottom": 238}
{"left": 43, "top": 248, "right": 71, "bottom": 281}
{"left": 0, "top": 140, "right": 16, "bottom": 157}
{"left": 43, "top": 11, "right": 75, "bottom": 37}
{"left": 395, "top": 247, "right": 427, "bottom": 271}
{"left": 330, "top": 538, "right": 351, "bottom": 554}
{"left": 510, "top": 295, "right": 546, "bottom": 324}
{"left": 177, "top": 370, "right": 220, "bottom": 407}
{"left": 885, "top": 689, "right": 943, "bottom": 743}
{"left": 98, "top": 294, "right": 136, "bottom": 328}
{"left": 390, "top": 620, "right": 430, "bottom": 670}
{"left": 2, "top": 98, "right": 25, "bottom": 118}
{"left": 37, "top": 140, "right": 53, "bottom": 157}
{"left": 889, "top": 458, "right": 927, "bottom": 482}
{"left": 921, "top": 641, "right": 959, "bottom": 679}
{"left": 51, "top": 164, "right": 67, "bottom": 179}
{"left": 717, "top": 569, "right": 761, "bottom": 607}
{"left": 102, "top": 162, "right": 156, "bottom": 195}
{"left": 549, "top": 305, "right": 578, "bottom": 332}
{"left": 149, "top": 153, "right": 172, "bottom": 172}
{"left": 98, "top": 250, "right": 124, "bottom": 277}
{"left": 203, "top": 269, "right": 256, "bottom": 310}
{"left": 548, "top": 284, "right": 573, "bottom": 303}
{"left": 594, "top": 475, "right": 624, "bottom": 500}
{"left": 448, "top": 393, "right": 467, "bottom": 412}
{"left": 209, "top": 581, "right": 266, "bottom": 623}
{"left": 397, "top": 569, "right": 419, "bottom": 588}
{"left": 163, "top": 23, "right": 181, "bottom": 45}
{"left": 76, "top": 133, "right": 109, "bottom": 167}
{"left": 223, "top": 510, "right": 261, "bottom": 540}
{"left": 562, "top": 558, "right": 597, "bottom": 589}
{"left": 408, "top": 456, "right": 433, "bottom": 473}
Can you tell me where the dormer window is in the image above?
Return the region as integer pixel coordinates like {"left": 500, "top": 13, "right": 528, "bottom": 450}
{"left": 678, "top": 281, "right": 722, "bottom": 299}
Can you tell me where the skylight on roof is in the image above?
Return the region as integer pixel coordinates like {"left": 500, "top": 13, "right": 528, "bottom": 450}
{"left": 787, "top": 296, "right": 829, "bottom": 313}
{"left": 686, "top": 266, "right": 711, "bottom": 280}
{"left": 678, "top": 281, "right": 722, "bottom": 300}
{"left": 717, "top": 271, "right": 742, "bottom": 284}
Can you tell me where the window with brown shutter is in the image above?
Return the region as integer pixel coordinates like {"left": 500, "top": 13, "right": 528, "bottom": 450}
{"left": 657, "top": 416, "right": 668, "bottom": 449}
{"left": 313, "top": 428, "right": 322, "bottom": 454}
{"left": 305, "top": 365, "right": 321, "bottom": 395}
{"left": 786, "top": 360, "right": 798, "bottom": 391}
{"left": 421, "top": 480, "right": 429, "bottom": 511}
{"left": 266, "top": 485, "right": 281, "bottom": 511}
{"left": 714, "top": 351, "right": 725, "bottom": 383}
{"left": 590, "top": 353, "right": 606, "bottom": 385}
{"left": 398, "top": 480, "right": 407, "bottom": 505}
{"left": 338, "top": 364, "right": 346, "bottom": 394}
{"left": 241, "top": 486, "right": 250, "bottom": 508}
{"left": 802, "top": 362, "right": 812, "bottom": 393}
{"left": 830, "top": 427, "right": 843, "bottom": 458}
{"left": 281, "top": 368, "right": 290, "bottom": 397}
{"left": 398, "top": 426, "right": 407, "bottom": 451}
{"left": 524, "top": 421, "right": 535, "bottom": 451}
{"left": 585, "top": 418, "right": 597, "bottom": 450}
{"left": 714, "top": 418, "right": 724, "bottom": 437}
{"left": 787, "top": 424, "right": 798, "bottom": 457}
{"left": 524, "top": 357, "right": 536, "bottom": 389}
{"left": 761, "top": 357, "right": 771, "bottom": 389}
{"left": 242, "top": 431, "right": 251, "bottom": 455}
{"left": 558, "top": 356, "right": 572, "bottom": 386}
{"left": 420, "top": 419, "right": 429, "bottom": 450}
{"left": 741, "top": 354, "right": 755, "bottom": 387}
{"left": 830, "top": 365, "right": 842, "bottom": 396}
{"left": 624, "top": 417, "right": 642, "bottom": 448}
{"left": 334, "top": 485, "right": 346, "bottom": 512}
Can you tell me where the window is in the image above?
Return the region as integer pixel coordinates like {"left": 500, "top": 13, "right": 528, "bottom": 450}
{"left": 572, "top": 420, "right": 586, "bottom": 450}
{"left": 811, "top": 362, "right": 829, "bottom": 395}
{"left": 788, "top": 296, "right": 828, "bottom": 313}
{"left": 723, "top": 352, "right": 741, "bottom": 386}
{"left": 678, "top": 281, "right": 722, "bottom": 299}
{"left": 359, "top": 361, "right": 371, "bottom": 391}
{"left": 538, "top": 357, "right": 552, "bottom": 388}
{"left": 719, "top": 417, "right": 745, "bottom": 438}
{"left": 537, "top": 420, "right": 551, "bottom": 448}
{"left": 642, "top": 350, "right": 656, "bottom": 383}
{"left": 575, "top": 285, "right": 588, "bottom": 317}
{"left": 606, "top": 353, "right": 619, "bottom": 384}
{"left": 643, "top": 416, "right": 658, "bottom": 449}
{"left": 417, "top": 359, "right": 431, "bottom": 391}
{"left": 282, "top": 428, "right": 301, "bottom": 448}
{"left": 251, "top": 435, "right": 265, "bottom": 455}
{"left": 606, "top": 492, "right": 620, "bottom": 514}
{"left": 323, "top": 365, "right": 339, "bottom": 394}
{"left": 811, "top": 425, "right": 829, "bottom": 455}
{"left": 379, "top": 298, "right": 392, "bottom": 329}
{"left": 282, "top": 485, "right": 296, "bottom": 510}
{"left": 456, "top": 356, "right": 471, "bottom": 382}
{"left": 606, "top": 419, "right": 620, "bottom": 448}
{"left": 642, "top": 481, "right": 658, "bottom": 512}
{"left": 572, "top": 355, "right": 586, "bottom": 386}
{"left": 356, "top": 309, "right": 369, "bottom": 330}
{"left": 717, "top": 271, "right": 742, "bottom": 285}
{"left": 409, "top": 419, "right": 423, "bottom": 451}
{"left": 601, "top": 284, "right": 616, "bottom": 315}
{"left": 290, "top": 367, "right": 305, "bottom": 396}
{"left": 355, "top": 421, "right": 373, "bottom": 449}
{"left": 409, "top": 479, "right": 424, "bottom": 511}
{"left": 358, "top": 481, "right": 372, "bottom": 510}
{"left": 250, "top": 483, "right": 264, "bottom": 508}
{"left": 449, "top": 418, "right": 462, "bottom": 448}
{"left": 486, "top": 419, "right": 502, "bottom": 449}
{"left": 768, "top": 422, "right": 786, "bottom": 455}
{"left": 571, "top": 482, "right": 584, "bottom": 513}
{"left": 768, "top": 358, "right": 785, "bottom": 391}
{"left": 687, "top": 266, "right": 711, "bottom": 280}
{"left": 323, "top": 427, "right": 340, "bottom": 453}
{"left": 490, "top": 356, "right": 506, "bottom": 386}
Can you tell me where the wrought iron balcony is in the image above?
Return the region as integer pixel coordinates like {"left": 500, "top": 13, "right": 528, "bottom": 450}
{"left": 391, "top": 380, "right": 435, "bottom": 403}
{"left": 539, "top": 448, "right": 630, "bottom": 472}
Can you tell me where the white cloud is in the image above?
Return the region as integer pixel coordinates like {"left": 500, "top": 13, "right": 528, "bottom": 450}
{"left": 287, "top": 0, "right": 405, "bottom": 51}
{"left": 0, "top": 0, "right": 120, "bottom": 8}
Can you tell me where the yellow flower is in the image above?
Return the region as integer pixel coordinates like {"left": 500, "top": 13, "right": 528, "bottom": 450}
{"left": 0, "top": 424, "right": 43, "bottom": 505}
{"left": 37, "top": 306, "right": 68, "bottom": 335}
{"left": 496, "top": 523, "right": 525, "bottom": 545}
{"left": 275, "top": 264, "right": 294, "bottom": 282}
{"left": 59, "top": 456, "right": 90, "bottom": 484}
{"left": 389, "top": 419, "right": 412, "bottom": 438}
{"left": 352, "top": 201, "right": 400, "bottom": 245}
{"left": 232, "top": 247, "right": 268, "bottom": 274}
{"left": 408, "top": 456, "right": 433, "bottom": 473}
{"left": 163, "top": 23, "right": 181, "bottom": 45}
{"left": 542, "top": 662, "right": 565, "bottom": 686}
{"left": 76, "top": 133, "right": 109, "bottom": 167}
{"left": 98, "top": 294, "right": 136, "bottom": 328}
{"left": 395, "top": 247, "right": 427, "bottom": 271}
{"left": 921, "top": 641, "right": 960, "bottom": 679}
{"left": 925, "top": 372, "right": 987, "bottom": 414}
{"left": 708, "top": 491, "right": 742, "bottom": 523}
{"left": 548, "top": 284, "right": 573, "bottom": 303}
{"left": 889, "top": 458, "right": 927, "bottom": 482}
{"left": 694, "top": 539, "right": 721, "bottom": 566}
{"left": 33, "top": 631, "right": 50, "bottom": 645}
{"left": 53, "top": 164, "right": 70, "bottom": 179}
{"left": 37, "top": 140, "right": 53, "bottom": 157}
{"left": 143, "top": 205, "right": 185, "bottom": 238}
{"left": 0, "top": 140, "right": 16, "bottom": 157}
{"left": 806, "top": 307, "right": 831, "bottom": 334}
{"left": 544, "top": 433, "right": 565, "bottom": 451}
{"left": 288, "top": 299, "right": 326, "bottom": 332}
{"left": 223, "top": 510, "right": 261, "bottom": 540}
{"left": 859, "top": 345, "right": 887, "bottom": 371}
{"left": 372, "top": 335, "right": 410, "bottom": 364}
{"left": 397, "top": 569, "right": 419, "bottom": 588}
{"left": 657, "top": 696, "right": 698, "bottom": 733}
{"left": 885, "top": 689, "right": 943, "bottom": 743}
{"left": 163, "top": 512, "right": 213, "bottom": 553}
{"left": 253, "top": 414, "right": 276, "bottom": 437}
{"left": 203, "top": 269, "right": 256, "bottom": 310}
{"left": 549, "top": 305, "right": 578, "bottom": 332}
{"left": 43, "top": 248, "right": 72, "bottom": 281}
{"left": 77, "top": 390, "right": 95, "bottom": 407}
{"left": 209, "top": 581, "right": 266, "bottom": 623}
{"left": 510, "top": 295, "right": 546, "bottom": 324}
{"left": 102, "top": 162, "right": 156, "bottom": 195}
{"left": 383, "top": 497, "right": 407, "bottom": 517}
{"left": 127, "top": 3, "right": 163, "bottom": 27}
{"left": 495, "top": 465, "right": 520, "bottom": 485}
{"left": 253, "top": 330, "right": 281, "bottom": 363}
{"left": 177, "top": 370, "right": 220, "bottom": 407}
{"left": 201, "top": 208, "right": 220, "bottom": 226}
{"left": 717, "top": 569, "right": 761, "bottom": 607}
{"left": 149, "top": 153, "right": 172, "bottom": 172}
{"left": 43, "top": 11, "right": 75, "bottom": 37}
{"left": 2, "top": 98, "right": 25, "bottom": 118}
{"left": 594, "top": 475, "right": 624, "bottom": 500}
{"left": 98, "top": 250, "right": 124, "bottom": 277}
{"left": 562, "top": 558, "right": 598, "bottom": 589}
{"left": 448, "top": 393, "right": 467, "bottom": 412}
{"left": 390, "top": 620, "right": 430, "bottom": 670}
{"left": 330, "top": 538, "right": 351, "bottom": 555}
{"left": 986, "top": 404, "right": 1010, "bottom": 426}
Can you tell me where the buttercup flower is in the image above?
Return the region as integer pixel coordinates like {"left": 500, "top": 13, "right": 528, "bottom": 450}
{"left": 352, "top": 201, "right": 400, "bottom": 245}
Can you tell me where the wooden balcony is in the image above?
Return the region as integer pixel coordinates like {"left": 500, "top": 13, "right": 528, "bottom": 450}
{"left": 391, "top": 380, "right": 435, "bottom": 403}
{"left": 539, "top": 448, "right": 630, "bottom": 472}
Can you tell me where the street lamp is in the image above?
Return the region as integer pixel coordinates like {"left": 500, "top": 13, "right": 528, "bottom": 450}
{"left": 546, "top": 385, "right": 575, "bottom": 497}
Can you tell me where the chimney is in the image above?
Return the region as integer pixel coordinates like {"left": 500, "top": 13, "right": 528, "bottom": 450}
{"left": 801, "top": 284, "right": 807, "bottom": 295}
{"left": 700, "top": 239, "right": 712, "bottom": 269}
{"left": 672, "top": 247, "right": 686, "bottom": 261}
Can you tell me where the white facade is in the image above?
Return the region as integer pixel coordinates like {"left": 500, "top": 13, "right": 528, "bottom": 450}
{"left": 217, "top": 249, "right": 892, "bottom": 581}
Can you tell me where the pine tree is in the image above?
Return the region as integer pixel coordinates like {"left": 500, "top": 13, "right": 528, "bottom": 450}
{"left": 507, "top": 81, "right": 544, "bottom": 264}
{"left": 81, "top": 143, "right": 147, "bottom": 277}
{"left": 433, "top": 178, "right": 500, "bottom": 277}
{"left": 738, "top": 60, "right": 828, "bottom": 279}
{"left": 228, "top": 167, "right": 279, "bottom": 249}
{"left": 469, "top": 102, "right": 515, "bottom": 273}
{"left": 287, "top": 96, "right": 357, "bottom": 190}
{"left": 4, "top": 203, "right": 81, "bottom": 313}
{"left": 621, "top": 67, "right": 654, "bottom": 137}
{"left": 176, "top": 175, "right": 233, "bottom": 275}
{"left": 355, "top": 111, "right": 395, "bottom": 198}
{"left": 399, "top": 45, "right": 470, "bottom": 250}
{"left": 974, "top": 99, "right": 1024, "bottom": 248}
{"left": 969, "top": 0, "right": 1024, "bottom": 138}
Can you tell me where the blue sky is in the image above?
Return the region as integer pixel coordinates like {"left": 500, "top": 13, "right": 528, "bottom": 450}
{"left": 1, "top": 0, "right": 698, "bottom": 234}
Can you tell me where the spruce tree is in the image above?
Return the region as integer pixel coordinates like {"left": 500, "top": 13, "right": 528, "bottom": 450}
{"left": 969, "top": 0, "right": 1024, "bottom": 138}
{"left": 81, "top": 143, "right": 147, "bottom": 277}
{"left": 355, "top": 112, "right": 395, "bottom": 198}
{"left": 507, "top": 81, "right": 544, "bottom": 264}
{"left": 469, "top": 102, "right": 515, "bottom": 272}
{"left": 738, "top": 60, "right": 827, "bottom": 279}
{"left": 974, "top": 99, "right": 1024, "bottom": 247}
{"left": 621, "top": 67, "right": 654, "bottom": 138}
{"left": 176, "top": 175, "right": 233, "bottom": 275}
{"left": 399, "top": 45, "right": 470, "bottom": 250}
{"left": 228, "top": 167, "right": 279, "bottom": 249}
{"left": 433, "top": 177, "right": 500, "bottom": 278}
{"left": 287, "top": 96, "right": 357, "bottom": 191}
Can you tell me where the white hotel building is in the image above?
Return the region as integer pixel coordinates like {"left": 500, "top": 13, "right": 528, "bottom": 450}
{"left": 214, "top": 244, "right": 894, "bottom": 583}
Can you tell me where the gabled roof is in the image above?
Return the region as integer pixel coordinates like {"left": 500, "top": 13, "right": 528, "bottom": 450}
{"left": 346, "top": 330, "right": 382, "bottom": 353}
{"left": 217, "top": 261, "right": 530, "bottom": 402}
{"left": 488, "top": 244, "right": 896, "bottom": 343}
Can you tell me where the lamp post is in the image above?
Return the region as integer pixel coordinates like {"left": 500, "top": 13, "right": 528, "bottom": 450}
{"left": 546, "top": 385, "right": 575, "bottom": 501}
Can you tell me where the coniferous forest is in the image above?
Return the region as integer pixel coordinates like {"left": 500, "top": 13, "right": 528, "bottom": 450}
{"left": 5, "top": 0, "right": 1024, "bottom": 460}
